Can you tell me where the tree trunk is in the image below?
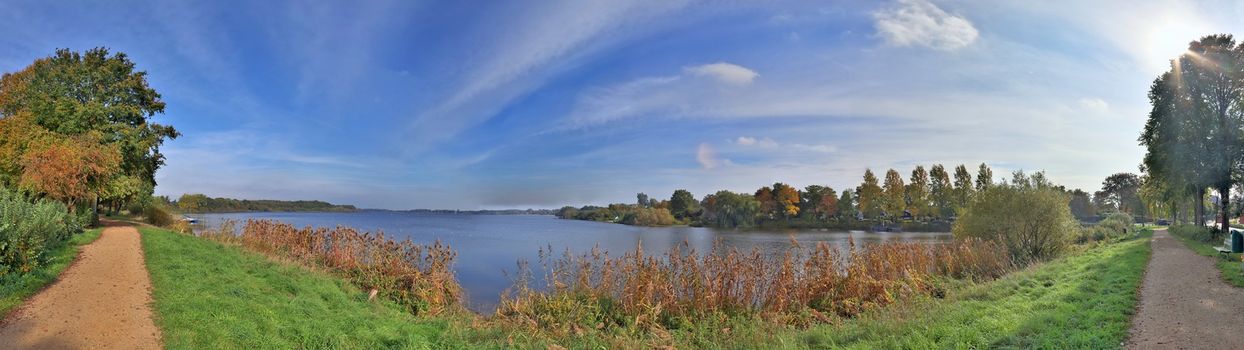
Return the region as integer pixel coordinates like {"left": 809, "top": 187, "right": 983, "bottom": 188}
{"left": 1196, "top": 188, "right": 1205, "bottom": 227}
{"left": 1220, "top": 184, "right": 1232, "bottom": 236}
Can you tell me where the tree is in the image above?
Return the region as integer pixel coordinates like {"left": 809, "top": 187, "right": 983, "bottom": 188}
{"left": 1139, "top": 35, "right": 1244, "bottom": 233}
{"left": 954, "top": 164, "right": 975, "bottom": 214}
{"left": 929, "top": 164, "right": 953, "bottom": 219}
{"left": 754, "top": 186, "right": 775, "bottom": 219}
{"left": 700, "top": 190, "right": 759, "bottom": 228}
{"left": 1099, "top": 173, "right": 1143, "bottom": 215}
{"left": 973, "top": 163, "right": 991, "bottom": 192}
{"left": 669, "top": 189, "right": 698, "bottom": 220}
{"left": 18, "top": 134, "right": 121, "bottom": 211}
{"left": 882, "top": 169, "right": 905, "bottom": 219}
{"left": 906, "top": 166, "right": 930, "bottom": 219}
{"left": 1067, "top": 189, "right": 1095, "bottom": 221}
{"left": 636, "top": 193, "right": 650, "bottom": 208}
{"left": 838, "top": 189, "right": 857, "bottom": 220}
{"left": 954, "top": 171, "right": 1077, "bottom": 264}
{"left": 771, "top": 183, "right": 800, "bottom": 218}
{"left": 0, "top": 48, "right": 179, "bottom": 191}
{"left": 856, "top": 169, "right": 883, "bottom": 220}
{"left": 800, "top": 185, "right": 836, "bottom": 220}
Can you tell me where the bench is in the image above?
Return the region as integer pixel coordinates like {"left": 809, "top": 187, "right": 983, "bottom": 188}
{"left": 1217, "top": 235, "right": 1235, "bottom": 256}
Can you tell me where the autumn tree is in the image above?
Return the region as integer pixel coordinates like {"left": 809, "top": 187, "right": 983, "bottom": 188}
{"left": 882, "top": 169, "right": 905, "bottom": 219}
{"left": 18, "top": 134, "right": 120, "bottom": 211}
{"left": 800, "top": 185, "right": 838, "bottom": 220}
{"left": 771, "top": 183, "right": 800, "bottom": 218}
{"left": 0, "top": 48, "right": 179, "bottom": 210}
{"left": 754, "top": 186, "right": 776, "bottom": 219}
{"left": 856, "top": 169, "right": 883, "bottom": 220}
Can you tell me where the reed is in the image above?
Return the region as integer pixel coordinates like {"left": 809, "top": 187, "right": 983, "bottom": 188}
{"left": 496, "top": 237, "right": 1012, "bottom": 333}
{"left": 200, "top": 219, "right": 462, "bottom": 316}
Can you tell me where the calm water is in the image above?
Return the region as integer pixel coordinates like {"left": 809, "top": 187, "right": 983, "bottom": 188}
{"left": 188, "top": 211, "right": 952, "bottom": 311}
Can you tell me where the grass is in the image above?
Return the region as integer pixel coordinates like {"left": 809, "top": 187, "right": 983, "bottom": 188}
{"left": 1166, "top": 226, "right": 1244, "bottom": 288}
{"left": 790, "top": 229, "right": 1153, "bottom": 349}
{"left": 0, "top": 227, "right": 102, "bottom": 315}
{"left": 139, "top": 226, "right": 450, "bottom": 349}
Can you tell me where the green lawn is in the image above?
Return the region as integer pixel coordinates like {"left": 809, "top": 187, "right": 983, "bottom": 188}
{"left": 139, "top": 226, "right": 449, "bottom": 349}
{"left": 1167, "top": 227, "right": 1244, "bottom": 288}
{"left": 792, "top": 230, "right": 1153, "bottom": 349}
{"left": 0, "top": 227, "right": 102, "bottom": 316}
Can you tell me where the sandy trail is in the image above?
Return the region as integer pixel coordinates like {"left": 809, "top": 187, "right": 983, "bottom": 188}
{"left": 1127, "top": 229, "right": 1244, "bottom": 349}
{"left": 0, "top": 221, "right": 161, "bottom": 349}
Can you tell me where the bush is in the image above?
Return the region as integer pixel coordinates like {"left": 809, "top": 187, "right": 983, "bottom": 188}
{"left": 1169, "top": 224, "right": 1214, "bottom": 242}
{"left": 619, "top": 207, "right": 676, "bottom": 226}
{"left": 0, "top": 189, "right": 76, "bottom": 277}
{"left": 953, "top": 172, "right": 1078, "bottom": 264}
{"left": 1078, "top": 212, "right": 1135, "bottom": 243}
{"left": 144, "top": 204, "right": 176, "bottom": 227}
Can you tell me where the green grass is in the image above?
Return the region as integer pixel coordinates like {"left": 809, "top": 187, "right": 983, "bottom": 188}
{"left": 791, "top": 230, "right": 1153, "bottom": 349}
{"left": 1167, "top": 227, "right": 1244, "bottom": 288}
{"left": 0, "top": 227, "right": 102, "bottom": 315}
{"left": 139, "top": 226, "right": 449, "bottom": 349}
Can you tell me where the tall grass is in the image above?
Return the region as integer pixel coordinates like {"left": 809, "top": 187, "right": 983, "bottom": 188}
{"left": 200, "top": 219, "right": 462, "bottom": 316}
{"left": 496, "top": 237, "right": 1013, "bottom": 335}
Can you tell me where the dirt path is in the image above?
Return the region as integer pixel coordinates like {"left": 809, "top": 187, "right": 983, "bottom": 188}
{"left": 1127, "top": 229, "right": 1244, "bottom": 349}
{"left": 0, "top": 222, "right": 161, "bottom": 349}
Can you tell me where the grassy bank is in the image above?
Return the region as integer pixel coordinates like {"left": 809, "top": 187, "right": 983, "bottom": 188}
{"left": 1167, "top": 226, "right": 1244, "bottom": 288}
{"left": 789, "top": 229, "right": 1152, "bottom": 349}
{"left": 139, "top": 226, "right": 448, "bottom": 349}
{"left": 0, "top": 228, "right": 102, "bottom": 315}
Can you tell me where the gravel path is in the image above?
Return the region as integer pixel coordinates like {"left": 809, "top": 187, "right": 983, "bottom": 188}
{"left": 0, "top": 222, "right": 161, "bottom": 349}
{"left": 1127, "top": 229, "right": 1244, "bottom": 349}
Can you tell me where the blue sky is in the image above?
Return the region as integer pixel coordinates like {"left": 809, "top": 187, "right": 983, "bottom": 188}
{"left": 2, "top": 0, "right": 1241, "bottom": 209}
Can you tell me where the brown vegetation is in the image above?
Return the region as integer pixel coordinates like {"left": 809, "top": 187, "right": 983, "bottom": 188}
{"left": 199, "top": 219, "right": 461, "bottom": 315}
{"left": 495, "top": 237, "right": 1012, "bottom": 335}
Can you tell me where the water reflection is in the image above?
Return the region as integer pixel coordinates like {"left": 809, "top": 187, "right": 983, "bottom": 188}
{"left": 189, "top": 211, "right": 953, "bottom": 311}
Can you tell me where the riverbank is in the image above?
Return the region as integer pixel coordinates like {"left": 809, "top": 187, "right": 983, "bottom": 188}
{"left": 128, "top": 223, "right": 1151, "bottom": 348}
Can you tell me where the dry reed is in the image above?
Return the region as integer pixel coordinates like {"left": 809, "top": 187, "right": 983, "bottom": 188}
{"left": 200, "top": 219, "right": 462, "bottom": 316}
{"left": 496, "top": 237, "right": 1012, "bottom": 333}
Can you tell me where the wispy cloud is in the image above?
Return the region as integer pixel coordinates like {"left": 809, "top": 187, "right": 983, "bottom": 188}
{"left": 685, "top": 62, "right": 759, "bottom": 86}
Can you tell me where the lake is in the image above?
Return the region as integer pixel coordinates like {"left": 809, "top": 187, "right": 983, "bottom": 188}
{"left": 188, "top": 210, "right": 953, "bottom": 311}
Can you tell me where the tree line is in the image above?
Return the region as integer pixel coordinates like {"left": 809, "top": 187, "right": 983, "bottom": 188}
{"left": 0, "top": 48, "right": 177, "bottom": 218}
{"left": 560, "top": 164, "right": 1140, "bottom": 229}
{"left": 1139, "top": 34, "right": 1244, "bottom": 234}
{"left": 173, "top": 194, "right": 358, "bottom": 213}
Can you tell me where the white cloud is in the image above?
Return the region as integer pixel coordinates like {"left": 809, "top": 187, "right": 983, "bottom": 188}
{"left": 735, "top": 136, "right": 777, "bottom": 147}
{"left": 697, "top": 143, "right": 731, "bottom": 169}
{"left": 1078, "top": 97, "right": 1109, "bottom": 113}
{"left": 685, "top": 62, "right": 759, "bottom": 85}
{"left": 873, "top": 0, "right": 978, "bottom": 51}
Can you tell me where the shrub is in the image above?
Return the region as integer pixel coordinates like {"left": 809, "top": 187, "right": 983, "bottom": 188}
{"left": 619, "top": 207, "right": 676, "bottom": 226}
{"left": 1169, "top": 224, "right": 1214, "bottom": 242}
{"left": 1078, "top": 212, "right": 1135, "bottom": 243}
{"left": 144, "top": 204, "right": 176, "bottom": 227}
{"left": 0, "top": 189, "right": 76, "bottom": 277}
{"left": 953, "top": 171, "right": 1078, "bottom": 264}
